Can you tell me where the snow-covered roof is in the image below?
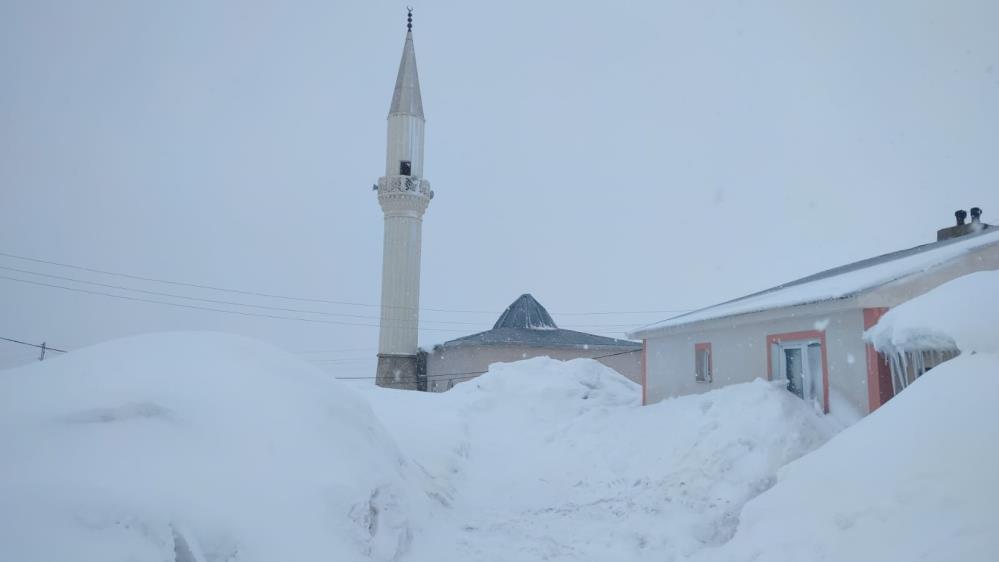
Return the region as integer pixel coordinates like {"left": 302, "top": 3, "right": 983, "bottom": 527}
{"left": 441, "top": 327, "right": 642, "bottom": 350}
{"left": 493, "top": 294, "right": 558, "bottom": 330}
{"left": 439, "top": 294, "right": 641, "bottom": 350}
{"left": 632, "top": 227, "right": 999, "bottom": 337}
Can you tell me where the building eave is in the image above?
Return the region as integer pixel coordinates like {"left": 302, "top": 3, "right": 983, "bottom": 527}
{"left": 628, "top": 294, "right": 863, "bottom": 339}
{"left": 630, "top": 229, "right": 999, "bottom": 339}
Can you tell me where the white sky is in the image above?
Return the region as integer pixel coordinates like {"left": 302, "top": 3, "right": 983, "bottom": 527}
{"left": 1, "top": 0, "right": 996, "bottom": 379}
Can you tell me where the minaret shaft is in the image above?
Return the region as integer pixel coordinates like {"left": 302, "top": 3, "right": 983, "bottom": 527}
{"left": 378, "top": 213, "right": 423, "bottom": 355}
{"left": 375, "top": 28, "right": 433, "bottom": 389}
{"left": 385, "top": 115, "right": 424, "bottom": 178}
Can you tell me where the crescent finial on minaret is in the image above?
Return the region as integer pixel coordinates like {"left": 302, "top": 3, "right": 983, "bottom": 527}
{"left": 406, "top": 6, "right": 414, "bottom": 32}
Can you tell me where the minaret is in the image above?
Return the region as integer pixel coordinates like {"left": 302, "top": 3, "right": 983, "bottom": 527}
{"left": 375, "top": 8, "right": 433, "bottom": 389}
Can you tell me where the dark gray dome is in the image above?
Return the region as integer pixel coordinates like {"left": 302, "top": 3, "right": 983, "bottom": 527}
{"left": 493, "top": 294, "right": 557, "bottom": 330}
{"left": 436, "top": 293, "right": 642, "bottom": 351}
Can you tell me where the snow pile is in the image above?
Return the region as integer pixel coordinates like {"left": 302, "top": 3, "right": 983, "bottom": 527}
{"left": 0, "top": 332, "right": 419, "bottom": 562}
{"left": 706, "top": 272, "right": 999, "bottom": 562}
{"left": 9, "top": 326, "right": 993, "bottom": 562}
{"left": 367, "top": 357, "right": 839, "bottom": 562}
{"left": 865, "top": 270, "right": 999, "bottom": 354}
{"left": 704, "top": 352, "right": 999, "bottom": 562}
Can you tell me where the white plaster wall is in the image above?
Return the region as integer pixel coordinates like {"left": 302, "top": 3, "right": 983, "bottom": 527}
{"left": 426, "top": 345, "right": 643, "bottom": 391}
{"left": 644, "top": 307, "right": 871, "bottom": 415}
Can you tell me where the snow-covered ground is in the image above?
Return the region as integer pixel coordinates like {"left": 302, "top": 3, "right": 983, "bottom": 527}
{"left": 702, "top": 351, "right": 999, "bottom": 562}
{"left": 2, "top": 268, "right": 997, "bottom": 562}
{"left": 0, "top": 333, "right": 423, "bottom": 562}
{"left": 360, "top": 359, "right": 839, "bottom": 562}
{"left": 0, "top": 335, "right": 838, "bottom": 562}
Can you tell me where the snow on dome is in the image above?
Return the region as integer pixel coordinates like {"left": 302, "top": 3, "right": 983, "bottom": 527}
{"left": 492, "top": 293, "right": 558, "bottom": 330}
{"left": 0, "top": 332, "right": 419, "bottom": 562}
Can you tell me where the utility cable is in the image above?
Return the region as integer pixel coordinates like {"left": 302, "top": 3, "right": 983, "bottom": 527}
{"left": 0, "top": 250, "right": 693, "bottom": 316}
{"left": 0, "top": 336, "right": 68, "bottom": 353}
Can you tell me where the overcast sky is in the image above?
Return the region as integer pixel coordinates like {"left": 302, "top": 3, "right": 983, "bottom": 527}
{"left": 1, "top": 0, "right": 996, "bottom": 378}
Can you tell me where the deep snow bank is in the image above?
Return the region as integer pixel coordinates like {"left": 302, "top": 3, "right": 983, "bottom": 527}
{"left": 365, "top": 357, "right": 840, "bottom": 562}
{"left": 706, "top": 271, "right": 999, "bottom": 562}
{"left": 0, "top": 332, "right": 418, "bottom": 562}
{"left": 703, "top": 352, "right": 999, "bottom": 562}
{"left": 11, "top": 329, "right": 981, "bottom": 562}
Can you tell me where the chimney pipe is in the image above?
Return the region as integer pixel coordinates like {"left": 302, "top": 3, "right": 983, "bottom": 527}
{"left": 970, "top": 207, "right": 982, "bottom": 223}
{"left": 955, "top": 209, "right": 968, "bottom": 226}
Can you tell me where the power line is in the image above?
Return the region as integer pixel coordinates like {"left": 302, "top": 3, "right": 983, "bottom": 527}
{"left": 0, "top": 265, "right": 485, "bottom": 327}
{"left": 584, "top": 348, "right": 642, "bottom": 360}
{"left": 296, "top": 347, "right": 378, "bottom": 354}
{"left": 0, "top": 264, "right": 653, "bottom": 330}
{"left": 0, "top": 272, "right": 634, "bottom": 336}
{"left": 0, "top": 250, "right": 693, "bottom": 316}
{"left": 0, "top": 330, "right": 639, "bottom": 384}
{"left": 0, "top": 251, "right": 492, "bottom": 313}
{"left": 0, "top": 336, "right": 68, "bottom": 353}
{"left": 0, "top": 267, "right": 649, "bottom": 332}
{"left": 308, "top": 358, "right": 372, "bottom": 364}
{"left": 0, "top": 275, "right": 470, "bottom": 333}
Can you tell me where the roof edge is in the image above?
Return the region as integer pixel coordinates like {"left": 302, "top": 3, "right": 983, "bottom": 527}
{"left": 631, "top": 228, "right": 999, "bottom": 338}
{"left": 628, "top": 294, "right": 862, "bottom": 339}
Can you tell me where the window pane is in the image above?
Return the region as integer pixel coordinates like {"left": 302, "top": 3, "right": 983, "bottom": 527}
{"left": 784, "top": 348, "right": 804, "bottom": 398}
{"left": 695, "top": 348, "right": 710, "bottom": 382}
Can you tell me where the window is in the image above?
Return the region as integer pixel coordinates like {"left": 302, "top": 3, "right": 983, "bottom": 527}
{"left": 695, "top": 343, "right": 712, "bottom": 383}
{"left": 399, "top": 160, "right": 412, "bottom": 176}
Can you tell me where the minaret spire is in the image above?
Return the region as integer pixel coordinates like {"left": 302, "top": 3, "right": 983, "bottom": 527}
{"left": 374, "top": 11, "right": 434, "bottom": 390}
{"left": 389, "top": 9, "right": 424, "bottom": 119}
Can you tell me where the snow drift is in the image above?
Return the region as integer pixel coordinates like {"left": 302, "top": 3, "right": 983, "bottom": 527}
{"left": 704, "top": 351, "right": 999, "bottom": 562}
{"left": 706, "top": 271, "right": 999, "bottom": 562}
{"left": 5, "top": 309, "right": 995, "bottom": 562}
{"left": 0, "top": 332, "right": 418, "bottom": 562}
{"left": 364, "top": 357, "right": 840, "bottom": 562}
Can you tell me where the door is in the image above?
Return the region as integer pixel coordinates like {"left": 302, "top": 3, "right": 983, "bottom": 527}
{"left": 773, "top": 339, "right": 825, "bottom": 411}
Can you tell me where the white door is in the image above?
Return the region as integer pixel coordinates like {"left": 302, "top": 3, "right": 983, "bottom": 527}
{"left": 774, "top": 340, "right": 824, "bottom": 411}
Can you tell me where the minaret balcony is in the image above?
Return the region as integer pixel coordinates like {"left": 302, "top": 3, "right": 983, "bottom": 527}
{"left": 377, "top": 175, "right": 434, "bottom": 199}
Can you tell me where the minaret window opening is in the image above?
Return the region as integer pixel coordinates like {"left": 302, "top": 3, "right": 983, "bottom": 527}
{"left": 399, "top": 160, "right": 412, "bottom": 176}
